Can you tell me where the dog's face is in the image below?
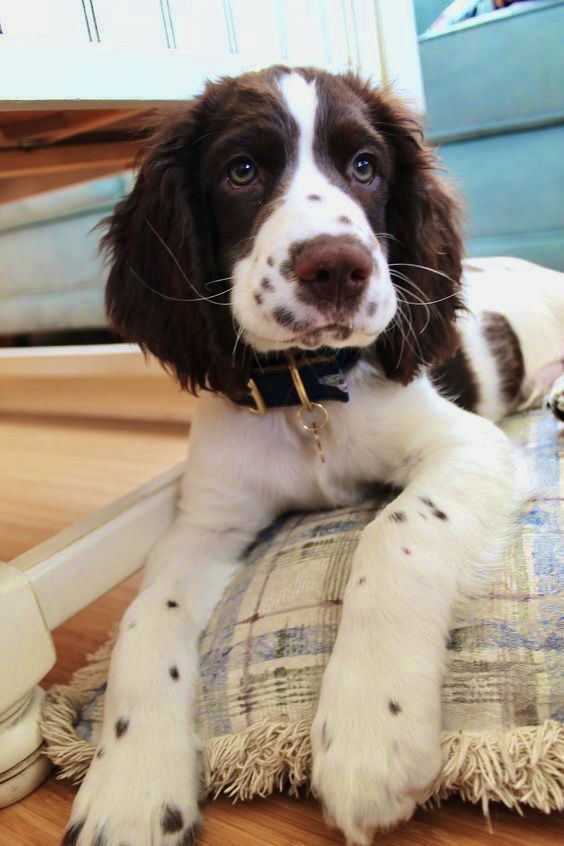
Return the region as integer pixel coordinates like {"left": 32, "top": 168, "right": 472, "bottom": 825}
{"left": 209, "top": 71, "right": 396, "bottom": 354}
{"left": 104, "top": 66, "right": 464, "bottom": 396}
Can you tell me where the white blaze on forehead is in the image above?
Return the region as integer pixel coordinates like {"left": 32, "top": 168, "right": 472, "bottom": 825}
{"left": 273, "top": 71, "right": 373, "bottom": 243}
{"left": 278, "top": 71, "right": 318, "bottom": 171}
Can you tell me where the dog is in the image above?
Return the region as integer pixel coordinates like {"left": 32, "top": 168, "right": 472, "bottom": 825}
{"left": 63, "top": 66, "right": 564, "bottom": 846}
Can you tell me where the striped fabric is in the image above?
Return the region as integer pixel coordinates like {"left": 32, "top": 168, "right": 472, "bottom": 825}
{"left": 197, "top": 409, "right": 563, "bottom": 741}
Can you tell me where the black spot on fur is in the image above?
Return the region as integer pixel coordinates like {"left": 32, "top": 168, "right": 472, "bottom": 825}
{"left": 162, "top": 804, "right": 184, "bottom": 834}
{"left": 167, "top": 600, "right": 179, "bottom": 608}
{"left": 389, "top": 511, "right": 406, "bottom": 523}
{"left": 261, "top": 277, "right": 273, "bottom": 290}
{"left": 321, "top": 721, "right": 332, "bottom": 751}
{"left": 272, "top": 307, "right": 311, "bottom": 334}
{"left": 308, "top": 193, "right": 321, "bottom": 201}
{"left": 358, "top": 576, "right": 366, "bottom": 585}
{"left": 402, "top": 547, "right": 411, "bottom": 556}
{"left": 170, "top": 665, "right": 180, "bottom": 680}
{"left": 266, "top": 256, "right": 274, "bottom": 266}
{"left": 62, "top": 819, "right": 86, "bottom": 845}
{"left": 179, "top": 823, "right": 202, "bottom": 846}
{"left": 389, "top": 700, "right": 402, "bottom": 715}
{"left": 253, "top": 292, "right": 263, "bottom": 305}
{"left": 338, "top": 215, "right": 352, "bottom": 225}
{"left": 366, "top": 301, "right": 378, "bottom": 317}
{"left": 127, "top": 621, "right": 137, "bottom": 630}
{"left": 96, "top": 747, "right": 105, "bottom": 759}
{"left": 419, "top": 496, "right": 448, "bottom": 520}
{"left": 115, "top": 717, "right": 129, "bottom": 738}
{"left": 273, "top": 306, "right": 295, "bottom": 328}
{"left": 420, "top": 496, "right": 436, "bottom": 509}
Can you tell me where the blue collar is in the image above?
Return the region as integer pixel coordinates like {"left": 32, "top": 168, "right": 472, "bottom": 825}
{"left": 233, "top": 347, "right": 360, "bottom": 413}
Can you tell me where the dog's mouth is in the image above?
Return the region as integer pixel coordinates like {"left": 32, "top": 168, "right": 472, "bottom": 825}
{"left": 247, "top": 322, "right": 378, "bottom": 352}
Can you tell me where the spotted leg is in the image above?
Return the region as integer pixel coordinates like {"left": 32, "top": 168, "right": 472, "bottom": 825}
{"left": 63, "top": 477, "right": 272, "bottom": 846}
{"left": 311, "top": 403, "right": 519, "bottom": 845}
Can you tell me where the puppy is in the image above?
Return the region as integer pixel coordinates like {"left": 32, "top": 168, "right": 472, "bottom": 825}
{"left": 63, "top": 67, "right": 564, "bottom": 846}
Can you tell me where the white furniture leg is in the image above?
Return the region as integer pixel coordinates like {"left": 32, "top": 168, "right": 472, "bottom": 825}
{"left": 0, "top": 465, "right": 182, "bottom": 807}
{"left": 0, "top": 563, "right": 56, "bottom": 807}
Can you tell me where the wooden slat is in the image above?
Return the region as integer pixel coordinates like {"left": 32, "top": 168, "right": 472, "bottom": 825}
{"left": 0, "top": 113, "right": 68, "bottom": 144}
{"left": 0, "top": 345, "right": 196, "bottom": 423}
{"left": 0, "top": 109, "right": 145, "bottom": 144}
{"left": 0, "top": 141, "right": 143, "bottom": 178}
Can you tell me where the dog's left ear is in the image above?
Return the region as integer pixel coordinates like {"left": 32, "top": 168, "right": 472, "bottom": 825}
{"left": 351, "top": 81, "right": 465, "bottom": 384}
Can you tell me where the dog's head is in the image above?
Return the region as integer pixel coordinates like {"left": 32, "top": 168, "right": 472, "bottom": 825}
{"left": 104, "top": 66, "right": 464, "bottom": 396}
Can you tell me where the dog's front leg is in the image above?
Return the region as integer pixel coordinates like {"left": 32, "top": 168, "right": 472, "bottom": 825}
{"left": 64, "top": 491, "right": 272, "bottom": 846}
{"left": 311, "top": 407, "right": 518, "bottom": 845}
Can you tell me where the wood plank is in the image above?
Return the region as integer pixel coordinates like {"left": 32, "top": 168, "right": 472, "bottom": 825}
{"left": 0, "top": 345, "right": 198, "bottom": 422}
{"left": 0, "top": 112, "right": 68, "bottom": 144}
{"left": 0, "top": 109, "right": 145, "bottom": 144}
{"left": 0, "top": 141, "right": 142, "bottom": 178}
{"left": 0, "top": 415, "right": 188, "bottom": 562}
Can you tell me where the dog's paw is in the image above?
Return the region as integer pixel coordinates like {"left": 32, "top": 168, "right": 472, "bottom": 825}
{"left": 311, "top": 662, "right": 442, "bottom": 845}
{"left": 62, "top": 720, "right": 202, "bottom": 846}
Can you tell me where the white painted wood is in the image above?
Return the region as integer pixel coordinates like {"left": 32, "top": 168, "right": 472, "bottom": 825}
{"left": 0, "top": 564, "right": 56, "bottom": 711}
{"left": 0, "top": 344, "right": 197, "bottom": 422}
{"left": 0, "top": 39, "right": 293, "bottom": 109}
{"left": 348, "top": 0, "right": 384, "bottom": 86}
{"left": 92, "top": 0, "right": 169, "bottom": 48}
{"left": 0, "top": 2, "right": 424, "bottom": 109}
{"left": 0, "top": 689, "right": 51, "bottom": 808}
{"left": 230, "top": 0, "right": 283, "bottom": 57}
{"left": 374, "top": 0, "right": 425, "bottom": 109}
{"left": 283, "top": 0, "right": 336, "bottom": 66}
{"left": 12, "top": 464, "right": 183, "bottom": 630}
{"left": 0, "top": 0, "right": 90, "bottom": 43}
{"left": 0, "top": 343, "right": 161, "bottom": 378}
{"left": 169, "top": 0, "right": 232, "bottom": 54}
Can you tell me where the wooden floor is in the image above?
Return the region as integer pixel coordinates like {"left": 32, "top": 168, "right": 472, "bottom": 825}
{"left": 1, "top": 414, "right": 562, "bottom": 845}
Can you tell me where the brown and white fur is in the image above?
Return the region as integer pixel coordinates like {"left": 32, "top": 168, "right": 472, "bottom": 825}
{"left": 63, "top": 67, "right": 564, "bottom": 846}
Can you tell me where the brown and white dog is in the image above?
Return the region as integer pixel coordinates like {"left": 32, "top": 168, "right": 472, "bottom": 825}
{"left": 63, "top": 67, "right": 564, "bottom": 846}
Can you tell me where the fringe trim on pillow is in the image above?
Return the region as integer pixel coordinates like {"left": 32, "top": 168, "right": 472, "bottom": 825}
{"left": 41, "top": 638, "right": 564, "bottom": 814}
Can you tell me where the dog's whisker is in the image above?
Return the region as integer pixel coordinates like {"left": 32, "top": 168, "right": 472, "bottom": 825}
{"left": 144, "top": 217, "right": 206, "bottom": 299}
{"left": 205, "top": 275, "right": 235, "bottom": 290}
{"left": 128, "top": 264, "right": 233, "bottom": 305}
{"left": 389, "top": 262, "right": 458, "bottom": 286}
{"left": 231, "top": 322, "right": 245, "bottom": 364}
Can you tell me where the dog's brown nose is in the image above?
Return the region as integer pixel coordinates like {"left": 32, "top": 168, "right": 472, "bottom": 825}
{"left": 294, "top": 238, "right": 372, "bottom": 308}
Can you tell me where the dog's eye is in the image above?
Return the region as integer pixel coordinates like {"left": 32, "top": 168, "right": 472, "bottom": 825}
{"left": 227, "top": 157, "right": 257, "bottom": 187}
{"left": 351, "top": 154, "right": 376, "bottom": 185}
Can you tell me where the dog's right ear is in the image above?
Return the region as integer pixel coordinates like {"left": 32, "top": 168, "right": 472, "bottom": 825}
{"left": 103, "top": 106, "right": 238, "bottom": 396}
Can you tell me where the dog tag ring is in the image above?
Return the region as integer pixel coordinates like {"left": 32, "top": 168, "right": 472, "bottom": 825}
{"left": 296, "top": 402, "right": 328, "bottom": 463}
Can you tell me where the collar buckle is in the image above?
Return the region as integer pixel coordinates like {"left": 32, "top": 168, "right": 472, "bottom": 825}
{"left": 246, "top": 378, "right": 267, "bottom": 415}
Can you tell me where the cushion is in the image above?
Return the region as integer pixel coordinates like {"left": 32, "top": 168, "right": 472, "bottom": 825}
{"left": 0, "top": 174, "right": 132, "bottom": 335}
{"left": 42, "top": 408, "right": 564, "bottom": 813}
{"left": 418, "top": 1, "right": 564, "bottom": 144}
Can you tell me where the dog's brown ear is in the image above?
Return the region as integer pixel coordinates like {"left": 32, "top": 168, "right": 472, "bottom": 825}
{"left": 349, "top": 81, "right": 465, "bottom": 384}
{"left": 102, "top": 106, "right": 238, "bottom": 396}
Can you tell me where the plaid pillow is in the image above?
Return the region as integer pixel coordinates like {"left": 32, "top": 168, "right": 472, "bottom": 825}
{"left": 43, "top": 408, "right": 564, "bottom": 813}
